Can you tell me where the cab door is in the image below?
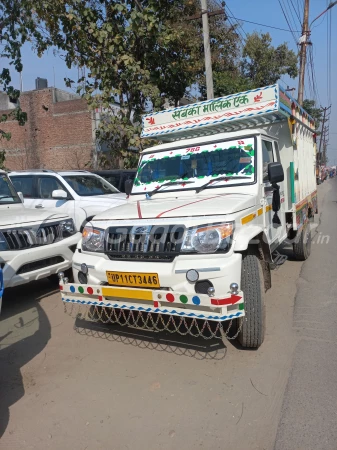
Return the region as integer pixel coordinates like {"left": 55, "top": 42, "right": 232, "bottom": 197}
{"left": 262, "top": 139, "right": 286, "bottom": 249}
{"left": 10, "top": 175, "right": 35, "bottom": 208}
{"left": 33, "top": 175, "right": 75, "bottom": 221}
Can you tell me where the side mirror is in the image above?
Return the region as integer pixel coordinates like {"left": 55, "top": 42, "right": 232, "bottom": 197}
{"left": 124, "top": 179, "right": 133, "bottom": 196}
{"left": 17, "top": 192, "right": 24, "bottom": 203}
{"left": 52, "top": 189, "right": 68, "bottom": 200}
{"left": 268, "top": 162, "right": 284, "bottom": 184}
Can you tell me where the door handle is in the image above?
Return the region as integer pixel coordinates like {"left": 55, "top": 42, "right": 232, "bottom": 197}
{"left": 35, "top": 204, "right": 44, "bottom": 209}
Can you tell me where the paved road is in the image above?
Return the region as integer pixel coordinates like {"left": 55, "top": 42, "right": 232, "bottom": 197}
{"left": 274, "top": 177, "right": 337, "bottom": 450}
{"left": 0, "top": 179, "right": 334, "bottom": 450}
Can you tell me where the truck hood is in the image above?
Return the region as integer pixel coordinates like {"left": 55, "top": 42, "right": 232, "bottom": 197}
{"left": 0, "top": 207, "right": 70, "bottom": 228}
{"left": 93, "top": 193, "right": 256, "bottom": 221}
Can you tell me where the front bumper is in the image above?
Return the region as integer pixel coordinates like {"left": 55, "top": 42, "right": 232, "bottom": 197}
{"left": 72, "top": 248, "right": 243, "bottom": 296}
{"left": 59, "top": 279, "right": 245, "bottom": 323}
{"left": 2, "top": 233, "right": 81, "bottom": 288}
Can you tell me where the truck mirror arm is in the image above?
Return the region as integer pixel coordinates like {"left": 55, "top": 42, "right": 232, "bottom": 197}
{"left": 272, "top": 183, "right": 281, "bottom": 226}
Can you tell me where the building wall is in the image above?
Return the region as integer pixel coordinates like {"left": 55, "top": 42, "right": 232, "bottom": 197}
{"left": 0, "top": 88, "right": 95, "bottom": 170}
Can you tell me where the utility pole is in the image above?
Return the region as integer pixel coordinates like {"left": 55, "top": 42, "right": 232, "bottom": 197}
{"left": 298, "top": 0, "right": 310, "bottom": 105}
{"left": 201, "top": 0, "right": 214, "bottom": 100}
{"left": 322, "top": 126, "right": 330, "bottom": 165}
{"left": 319, "top": 105, "right": 331, "bottom": 165}
{"left": 187, "top": 1, "right": 224, "bottom": 99}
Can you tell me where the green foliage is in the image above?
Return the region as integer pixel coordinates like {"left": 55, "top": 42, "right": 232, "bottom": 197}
{"left": 0, "top": 0, "right": 37, "bottom": 166}
{"left": 27, "top": 0, "right": 202, "bottom": 166}
{"left": 199, "top": 16, "right": 299, "bottom": 98}
{"left": 241, "top": 32, "right": 298, "bottom": 88}
{"left": 0, "top": 0, "right": 300, "bottom": 170}
{"left": 302, "top": 99, "right": 323, "bottom": 130}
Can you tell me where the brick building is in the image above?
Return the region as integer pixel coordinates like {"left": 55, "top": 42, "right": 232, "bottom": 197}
{"left": 0, "top": 88, "right": 97, "bottom": 170}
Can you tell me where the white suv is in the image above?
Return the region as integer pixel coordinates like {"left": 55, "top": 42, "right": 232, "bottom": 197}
{"left": 0, "top": 170, "right": 81, "bottom": 288}
{"left": 9, "top": 170, "right": 126, "bottom": 231}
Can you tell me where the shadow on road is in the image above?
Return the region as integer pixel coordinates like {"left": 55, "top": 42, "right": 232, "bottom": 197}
{"left": 0, "top": 280, "right": 54, "bottom": 438}
{"left": 74, "top": 316, "right": 228, "bottom": 360}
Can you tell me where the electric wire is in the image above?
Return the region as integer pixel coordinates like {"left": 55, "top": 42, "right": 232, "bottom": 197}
{"left": 288, "top": 0, "right": 302, "bottom": 24}
{"left": 278, "top": 0, "right": 300, "bottom": 46}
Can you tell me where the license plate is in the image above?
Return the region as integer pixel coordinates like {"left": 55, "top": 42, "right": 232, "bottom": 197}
{"left": 106, "top": 271, "right": 160, "bottom": 288}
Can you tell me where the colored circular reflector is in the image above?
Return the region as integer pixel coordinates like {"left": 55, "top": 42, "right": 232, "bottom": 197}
{"left": 180, "top": 295, "right": 188, "bottom": 304}
{"left": 192, "top": 296, "right": 200, "bottom": 305}
{"left": 70, "top": 285, "right": 75, "bottom": 293}
{"left": 87, "top": 287, "right": 94, "bottom": 295}
{"left": 166, "top": 293, "right": 175, "bottom": 302}
{"left": 78, "top": 286, "right": 84, "bottom": 294}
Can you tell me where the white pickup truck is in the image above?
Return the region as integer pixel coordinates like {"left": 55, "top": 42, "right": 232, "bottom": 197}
{"left": 59, "top": 85, "right": 317, "bottom": 348}
{"left": 0, "top": 170, "right": 81, "bottom": 289}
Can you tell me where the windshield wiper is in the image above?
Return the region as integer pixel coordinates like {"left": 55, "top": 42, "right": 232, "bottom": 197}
{"left": 196, "top": 176, "right": 250, "bottom": 194}
{"left": 147, "top": 180, "right": 194, "bottom": 197}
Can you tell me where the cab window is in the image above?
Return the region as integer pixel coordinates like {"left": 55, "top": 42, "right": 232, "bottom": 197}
{"left": 36, "top": 176, "right": 65, "bottom": 199}
{"left": 11, "top": 176, "right": 34, "bottom": 198}
{"left": 262, "top": 140, "right": 274, "bottom": 182}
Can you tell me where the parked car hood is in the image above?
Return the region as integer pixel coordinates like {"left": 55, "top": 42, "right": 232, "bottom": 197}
{"left": 0, "top": 207, "right": 70, "bottom": 228}
{"left": 79, "top": 193, "right": 126, "bottom": 205}
{"left": 92, "top": 192, "right": 256, "bottom": 221}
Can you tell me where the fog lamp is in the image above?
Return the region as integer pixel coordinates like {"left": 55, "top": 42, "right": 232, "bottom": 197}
{"left": 186, "top": 269, "right": 199, "bottom": 283}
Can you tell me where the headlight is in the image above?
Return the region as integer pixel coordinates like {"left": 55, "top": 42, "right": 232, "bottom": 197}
{"left": 0, "top": 231, "right": 9, "bottom": 251}
{"left": 60, "top": 219, "right": 76, "bottom": 237}
{"left": 82, "top": 225, "right": 105, "bottom": 252}
{"left": 181, "top": 222, "right": 234, "bottom": 254}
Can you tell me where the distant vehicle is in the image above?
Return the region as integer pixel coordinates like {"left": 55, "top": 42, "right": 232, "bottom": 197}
{"left": 9, "top": 170, "right": 126, "bottom": 231}
{"left": 0, "top": 170, "right": 81, "bottom": 288}
{"left": 93, "top": 170, "right": 136, "bottom": 193}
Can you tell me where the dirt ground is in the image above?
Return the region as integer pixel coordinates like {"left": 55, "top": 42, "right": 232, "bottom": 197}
{"left": 0, "top": 180, "right": 334, "bottom": 450}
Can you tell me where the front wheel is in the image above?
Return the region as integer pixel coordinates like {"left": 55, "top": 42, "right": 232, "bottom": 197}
{"left": 237, "top": 252, "right": 265, "bottom": 349}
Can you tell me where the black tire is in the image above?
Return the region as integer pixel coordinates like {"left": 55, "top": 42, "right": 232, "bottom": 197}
{"left": 237, "top": 252, "right": 265, "bottom": 349}
{"left": 293, "top": 222, "right": 311, "bottom": 261}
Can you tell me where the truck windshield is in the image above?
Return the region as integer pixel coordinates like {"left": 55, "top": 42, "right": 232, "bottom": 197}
{"left": 132, "top": 137, "right": 255, "bottom": 194}
{"left": 64, "top": 175, "right": 119, "bottom": 196}
{"left": 0, "top": 174, "right": 21, "bottom": 204}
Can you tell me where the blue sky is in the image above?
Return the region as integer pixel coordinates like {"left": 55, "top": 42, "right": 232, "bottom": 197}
{"left": 9, "top": 0, "right": 337, "bottom": 163}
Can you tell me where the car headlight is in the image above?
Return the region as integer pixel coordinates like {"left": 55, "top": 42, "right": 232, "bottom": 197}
{"left": 181, "top": 222, "right": 234, "bottom": 254}
{"left": 82, "top": 225, "right": 105, "bottom": 252}
{"left": 60, "top": 219, "right": 76, "bottom": 237}
{"left": 0, "top": 231, "right": 9, "bottom": 251}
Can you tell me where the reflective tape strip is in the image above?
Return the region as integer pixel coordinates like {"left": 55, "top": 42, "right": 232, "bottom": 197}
{"left": 241, "top": 213, "right": 256, "bottom": 225}
{"left": 101, "top": 287, "right": 153, "bottom": 301}
{"left": 266, "top": 204, "right": 272, "bottom": 212}
{"left": 257, "top": 207, "right": 263, "bottom": 216}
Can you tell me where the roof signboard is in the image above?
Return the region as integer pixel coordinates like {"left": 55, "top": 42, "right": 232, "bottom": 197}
{"left": 141, "top": 84, "right": 315, "bottom": 141}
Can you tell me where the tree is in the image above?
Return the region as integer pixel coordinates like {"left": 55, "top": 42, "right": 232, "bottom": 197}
{"left": 31, "top": 0, "right": 202, "bottom": 163}
{"left": 302, "top": 99, "right": 323, "bottom": 130}
{"left": 0, "top": 1, "right": 300, "bottom": 171}
{"left": 0, "top": 0, "right": 47, "bottom": 167}
{"left": 0, "top": 0, "right": 203, "bottom": 167}
{"left": 240, "top": 32, "right": 298, "bottom": 88}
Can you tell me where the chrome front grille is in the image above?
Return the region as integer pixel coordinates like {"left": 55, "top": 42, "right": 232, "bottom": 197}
{"left": 105, "top": 225, "right": 186, "bottom": 262}
{"left": 2, "top": 223, "right": 62, "bottom": 250}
